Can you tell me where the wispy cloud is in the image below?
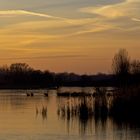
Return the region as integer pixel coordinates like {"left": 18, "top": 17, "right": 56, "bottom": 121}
{"left": 79, "top": 0, "right": 140, "bottom": 19}
{"left": 0, "top": 10, "right": 107, "bottom": 36}
{"left": 77, "top": 0, "right": 140, "bottom": 37}
{"left": 132, "top": 18, "right": 140, "bottom": 22}
{"left": 1, "top": 0, "right": 140, "bottom": 49}
{"left": 0, "top": 13, "right": 111, "bottom": 41}
{"left": 0, "top": 10, "right": 66, "bottom": 20}
{"left": 0, "top": 54, "right": 87, "bottom": 60}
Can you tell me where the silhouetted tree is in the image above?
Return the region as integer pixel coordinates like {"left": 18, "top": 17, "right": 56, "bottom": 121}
{"left": 130, "top": 59, "right": 140, "bottom": 85}
{"left": 10, "top": 63, "right": 33, "bottom": 73}
{"left": 0, "top": 65, "right": 9, "bottom": 73}
{"left": 112, "top": 49, "right": 130, "bottom": 86}
{"left": 131, "top": 60, "right": 140, "bottom": 75}
{"left": 112, "top": 49, "right": 130, "bottom": 75}
{"left": 43, "top": 70, "right": 55, "bottom": 87}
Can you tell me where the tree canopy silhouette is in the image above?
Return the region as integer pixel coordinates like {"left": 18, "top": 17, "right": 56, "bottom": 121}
{"left": 10, "top": 63, "right": 33, "bottom": 73}
{"left": 131, "top": 60, "right": 140, "bottom": 75}
{"left": 112, "top": 49, "right": 130, "bottom": 76}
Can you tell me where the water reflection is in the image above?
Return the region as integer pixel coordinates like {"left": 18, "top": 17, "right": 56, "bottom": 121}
{"left": 57, "top": 96, "right": 107, "bottom": 134}
{"left": 0, "top": 89, "right": 139, "bottom": 140}
{"left": 36, "top": 106, "right": 47, "bottom": 120}
{"left": 57, "top": 95, "right": 140, "bottom": 137}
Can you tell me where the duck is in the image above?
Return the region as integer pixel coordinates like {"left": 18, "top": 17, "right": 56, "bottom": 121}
{"left": 26, "top": 93, "right": 30, "bottom": 97}
{"left": 30, "top": 92, "right": 34, "bottom": 97}
{"left": 44, "top": 93, "right": 48, "bottom": 97}
{"left": 26, "top": 92, "right": 34, "bottom": 97}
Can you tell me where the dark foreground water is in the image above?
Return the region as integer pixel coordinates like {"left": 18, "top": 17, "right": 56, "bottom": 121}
{"left": 0, "top": 88, "right": 140, "bottom": 140}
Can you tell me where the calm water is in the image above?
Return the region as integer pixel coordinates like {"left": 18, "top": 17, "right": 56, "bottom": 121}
{"left": 0, "top": 88, "right": 139, "bottom": 140}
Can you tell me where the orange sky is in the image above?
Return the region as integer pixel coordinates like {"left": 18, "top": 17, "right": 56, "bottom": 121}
{"left": 0, "top": 0, "right": 140, "bottom": 74}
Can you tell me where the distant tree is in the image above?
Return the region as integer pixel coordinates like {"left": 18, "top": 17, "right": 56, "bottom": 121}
{"left": 55, "top": 72, "right": 69, "bottom": 86}
{"left": 131, "top": 60, "right": 140, "bottom": 75}
{"left": 10, "top": 63, "right": 33, "bottom": 73}
{"left": 44, "top": 70, "right": 55, "bottom": 86}
{"left": 0, "top": 65, "right": 9, "bottom": 74}
{"left": 112, "top": 49, "right": 130, "bottom": 76}
{"left": 112, "top": 49, "right": 130, "bottom": 86}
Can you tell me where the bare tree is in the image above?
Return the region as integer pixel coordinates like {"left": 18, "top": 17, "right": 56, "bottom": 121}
{"left": 10, "top": 63, "right": 33, "bottom": 73}
{"left": 131, "top": 60, "right": 140, "bottom": 75}
{"left": 112, "top": 49, "right": 130, "bottom": 76}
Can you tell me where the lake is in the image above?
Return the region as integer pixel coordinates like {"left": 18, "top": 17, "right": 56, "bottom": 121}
{"left": 0, "top": 88, "right": 139, "bottom": 140}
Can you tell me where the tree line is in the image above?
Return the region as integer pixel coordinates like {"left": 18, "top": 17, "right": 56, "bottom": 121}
{"left": 0, "top": 49, "right": 139, "bottom": 89}
{"left": 0, "top": 63, "right": 114, "bottom": 88}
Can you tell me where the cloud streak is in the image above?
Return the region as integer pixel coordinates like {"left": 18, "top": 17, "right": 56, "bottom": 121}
{"left": 79, "top": 0, "right": 140, "bottom": 19}
{"left": 132, "top": 18, "right": 140, "bottom": 22}
{"left": 0, "top": 54, "right": 87, "bottom": 60}
{"left": 0, "top": 10, "right": 66, "bottom": 20}
{"left": 0, "top": 12, "right": 112, "bottom": 40}
{"left": 0, "top": 0, "right": 140, "bottom": 49}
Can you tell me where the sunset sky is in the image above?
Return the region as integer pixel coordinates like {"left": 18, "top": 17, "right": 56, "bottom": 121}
{"left": 0, "top": 0, "right": 140, "bottom": 74}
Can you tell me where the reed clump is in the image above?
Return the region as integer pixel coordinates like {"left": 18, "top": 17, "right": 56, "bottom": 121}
{"left": 57, "top": 86, "right": 140, "bottom": 126}
{"left": 110, "top": 86, "right": 140, "bottom": 122}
